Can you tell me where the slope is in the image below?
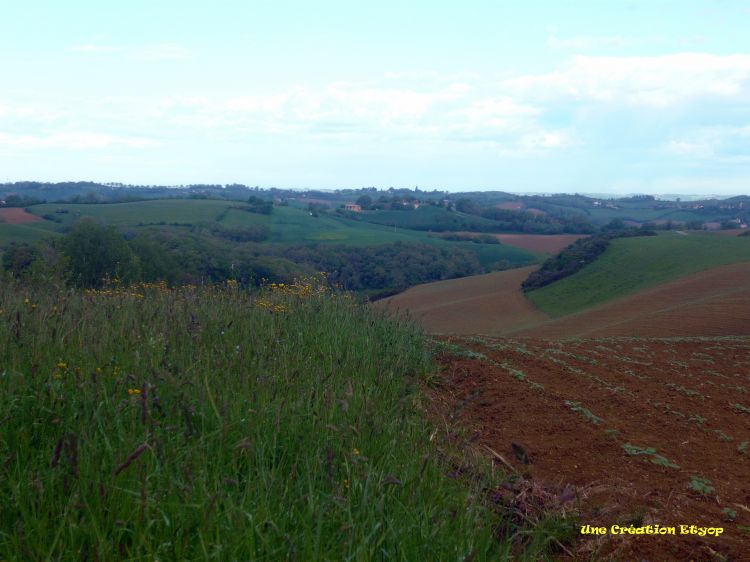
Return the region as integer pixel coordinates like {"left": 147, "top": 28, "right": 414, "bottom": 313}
{"left": 375, "top": 266, "right": 548, "bottom": 335}
{"left": 513, "top": 261, "right": 750, "bottom": 338}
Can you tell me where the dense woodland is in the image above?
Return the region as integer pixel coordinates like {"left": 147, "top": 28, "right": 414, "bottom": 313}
{"left": 1, "top": 220, "right": 483, "bottom": 298}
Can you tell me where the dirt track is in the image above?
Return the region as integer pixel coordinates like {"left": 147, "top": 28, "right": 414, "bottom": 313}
{"left": 433, "top": 336, "right": 750, "bottom": 560}
{"left": 376, "top": 266, "right": 548, "bottom": 335}
{"left": 0, "top": 207, "right": 42, "bottom": 224}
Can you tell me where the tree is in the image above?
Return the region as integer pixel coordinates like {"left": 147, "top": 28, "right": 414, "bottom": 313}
{"left": 356, "top": 195, "right": 373, "bottom": 209}
{"left": 1, "top": 243, "right": 41, "bottom": 277}
{"left": 60, "top": 219, "right": 137, "bottom": 287}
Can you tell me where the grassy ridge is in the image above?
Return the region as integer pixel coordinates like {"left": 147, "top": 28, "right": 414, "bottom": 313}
{"left": 0, "top": 278, "right": 531, "bottom": 560}
{"left": 528, "top": 232, "right": 750, "bottom": 317}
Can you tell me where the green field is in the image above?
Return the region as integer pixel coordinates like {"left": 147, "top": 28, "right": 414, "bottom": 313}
{"left": 0, "top": 201, "right": 539, "bottom": 274}
{"left": 30, "top": 199, "right": 234, "bottom": 227}
{"left": 528, "top": 231, "right": 750, "bottom": 317}
{"left": 358, "top": 205, "right": 502, "bottom": 231}
{"left": 0, "top": 223, "right": 59, "bottom": 244}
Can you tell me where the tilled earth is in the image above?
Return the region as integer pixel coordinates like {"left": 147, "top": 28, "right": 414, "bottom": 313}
{"left": 431, "top": 336, "right": 750, "bottom": 561}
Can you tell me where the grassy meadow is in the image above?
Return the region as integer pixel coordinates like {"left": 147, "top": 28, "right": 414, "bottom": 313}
{"left": 0, "top": 276, "right": 571, "bottom": 560}
{"left": 30, "top": 200, "right": 235, "bottom": 227}
{"left": 528, "top": 231, "right": 750, "bottom": 317}
{"left": 0, "top": 223, "right": 59, "bottom": 244}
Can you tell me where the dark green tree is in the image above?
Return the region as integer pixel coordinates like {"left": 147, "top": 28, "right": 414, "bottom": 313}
{"left": 60, "top": 219, "right": 137, "bottom": 287}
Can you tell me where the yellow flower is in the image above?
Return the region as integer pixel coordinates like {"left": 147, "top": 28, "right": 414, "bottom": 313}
{"left": 353, "top": 448, "right": 361, "bottom": 456}
{"left": 127, "top": 388, "right": 141, "bottom": 395}
{"left": 23, "top": 298, "right": 30, "bottom": 305}
{"left": 56, "top": 361, "right": 67, "bottom": 370}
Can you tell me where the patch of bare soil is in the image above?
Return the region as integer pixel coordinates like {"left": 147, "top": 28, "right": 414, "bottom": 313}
{"left": 0, "top": 207, "right": 42, "bottom": 224}
{"left": 452, "top": 232, "right": 587, "bottom": 255}
{"left": 431, "top": 336, "right": 750, "bottom": 560}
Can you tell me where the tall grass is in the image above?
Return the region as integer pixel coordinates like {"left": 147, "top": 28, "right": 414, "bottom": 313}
{"left": 0, "top": 276, "right": 540, "bottom": 560}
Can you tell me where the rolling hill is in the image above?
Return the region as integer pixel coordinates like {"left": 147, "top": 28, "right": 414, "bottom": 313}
{"left": 1, "top": 199, "right": 539, "bottom": 272}
{"left": 526, "top": 231, "right": 750, "bottom": 318}
{"left": 378, "top": 230, "right": 750, "bottom": 338}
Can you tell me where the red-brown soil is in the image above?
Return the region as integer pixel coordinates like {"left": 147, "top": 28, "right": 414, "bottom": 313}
{"left": 496, "top": 201, "right": 523, "bottom": 210}
{"left": 376, "top": 266, "right": 548, "bottom": 335}
{"left": 452, "top": 232, "right": 587, "bottom": 255}
{"left": 431, "top": 336, "right": 750, "bottom": 560}
{"left": 0, "top": 207, "right": 42, "bottom": 224}
{"left": 514, "top": 262, "right": 750, "bottom": 339}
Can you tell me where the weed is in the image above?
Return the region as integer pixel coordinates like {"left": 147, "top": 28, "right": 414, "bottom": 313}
{"left": 688, "top": 476, "right": 715, "bottom": 495}
{"left": 665, "top": 382, "right": 704, "bottom": 399}
{"left": 564, "top": 401, "right": 603, "bottom": 425}
{"left": 722, "top": 508, "right": 738, "bottom": 521}
{"left": 431, "top": 340, "right": 488, "bottom": 361}
{"left": 622, "top": 443, "right": 679, "bottom": 469}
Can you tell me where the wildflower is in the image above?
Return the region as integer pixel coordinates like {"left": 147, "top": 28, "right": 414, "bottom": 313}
{"left": 23, "top": 298, "right": 30, "bottom": 305}
{"left": 56, "top": 361, "right": 67, "bottom": 370}
{"left": 353, "top": 448, "right": 361, "bottom": 456}
{"left": 127, "top": 388, "right": 141, "bottom": 395}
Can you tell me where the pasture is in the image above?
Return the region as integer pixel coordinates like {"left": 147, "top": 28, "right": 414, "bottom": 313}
{"left": 527, "top": 231, "right": 750, "bottom": 317}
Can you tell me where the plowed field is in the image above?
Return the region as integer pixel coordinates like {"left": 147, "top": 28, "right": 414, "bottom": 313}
{"left": 376, "top": 266, "right": 547, "bottom": 335}
{"left": 453, "top": 232, "right": 587, "bottom": 255}
{"left": 432, "top": 336, "right": 750, "bottom": 560}
{"left": 0, "top": 207, "right": 42, "bottom": 224}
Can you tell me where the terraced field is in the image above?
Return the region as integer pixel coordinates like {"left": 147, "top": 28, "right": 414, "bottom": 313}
{"left": 432, "top": 336, "right": 750, "bottom": 561}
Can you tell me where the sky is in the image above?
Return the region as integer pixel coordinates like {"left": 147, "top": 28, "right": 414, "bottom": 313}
{"left": 1, "top": 0, "right": 749, "bottom": 195}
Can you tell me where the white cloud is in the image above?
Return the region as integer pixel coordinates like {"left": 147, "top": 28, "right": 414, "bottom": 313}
{"left": 664, "top": 140, "right": 715, "bottom": 158}
{"left": 520, "top": 130, "right": 578, "bottom": 150}
{"left": 664, "top": 124, "right": 750, "bottom": 161}
{"left": 504, "top": 54, "right": 750, "bottom": 107}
